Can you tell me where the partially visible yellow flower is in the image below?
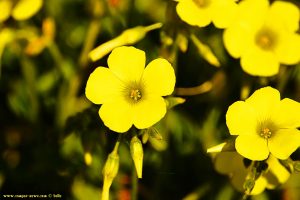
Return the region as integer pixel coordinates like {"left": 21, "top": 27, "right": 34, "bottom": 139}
{"left": 224, "top": 0, "right": 300, "bottom": 76}
{"left": 25, "top": 18, "right": 56, "bottom": 56}
{"left": 214, "top": 152, "right": 290, "bottom": 195}
{"left": 0, "top": 0, "right": 43, "bottom": 22}
{"left": 85, "top": 46, "right": 176, "bottom": 133}
{"left": 0, "top": 28, "right": 14, "bottom": 52}
{"left": 176, "top": 0, "right": 238, "bottom": 28}
{"left": 226, "top": 86, "right": 300, "bottom": 161}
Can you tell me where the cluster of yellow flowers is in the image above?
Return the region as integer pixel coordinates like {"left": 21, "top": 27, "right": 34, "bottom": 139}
{"left": 205, "top": 88, "right": 300, "bottom": 195}
{"left": 176, "top": 0, "right": 300, "bottom": 196}
{"left": 84, "top": 0, "right": 300, "bottom": 198}
{"left": 177, "top": 0, "right": 300, "bottom": 77}
{"left": 174, "top": 0, "right": 300, "bottom": 195}
{"left": 3, "top": 0, "right": 298, "bottom": 198}
{"left": 223, "top": 86, "right": 300, "bottom": 194}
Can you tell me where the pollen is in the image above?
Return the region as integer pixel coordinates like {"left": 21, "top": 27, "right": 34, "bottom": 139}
{"left": 130, "top": 89, "right": 142, "bottom": 101}
{"left": 260, "top": 127, "right": 272, "bottom": 139}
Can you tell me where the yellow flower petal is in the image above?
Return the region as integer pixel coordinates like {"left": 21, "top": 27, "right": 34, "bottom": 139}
{"left": 142, "top": 58, "right": 175, "bottom": 96}
{"left": 133, "top": 96, "right": 166, "bottom": 129}
{"left": 236, "top": 135, "right": 269, "bottom": 160}
{"left": 223, "top": 25, "right": 253, "bottom": 58}
{"left": 268, "top": 1, "right": 300, "bottom": 32}
{"left": 108, "top": 46, "right": 145, "bottom": 83}
{"left": 212, "top": 0, "right": 238, "bottom": 28}
{"left": 176, "top": 0, "right": 211, "bottom": 27}
{"left": 241, "top": 46, "right": 280, "bottom": 76}
{"left": 245, "top": 87, "right": 280, "bottom": 120}
{"left": 246, "top": 87, "right": 280, "bottom": 129}
{"left": 272, "top": 98, "right": 300, "bottom": 129}
{"left": 268, "top": 129, "right": 300, "bottom": 160}
{"left": 237, "top": 0, "right": 269, "bottom": 28}
{"left": 275, "top": 33, "right": 300, "bottom": 65}
{"left": 250, "top": 177, "right": 268, "bottom": 195}
{"left": 226, "top": 101, "right": 257, "bottom": 135}
{"left": 12, "top": 0, "right": 43, "bottom": 21}
{"left": 0, "top": 0, "right": 12, "bottom": 22}
{"left": 85, "top": 67, "right": 124, "bottom": 104}
{"left": 267, "top": 155, "right": 290, "bottom": 185}
{"left": 99, "top": 100, "right": 133, "bottom": 133}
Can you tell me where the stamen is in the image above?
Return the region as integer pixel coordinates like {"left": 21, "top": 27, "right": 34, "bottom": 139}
{"left": 260, "top": 127, "right": 272, "bottom": 139}
{"left": 130, "top": 89, "right": 142, "bottom": 101}
{"left": 255, "top": 29, "right": 277, "bottom": 50}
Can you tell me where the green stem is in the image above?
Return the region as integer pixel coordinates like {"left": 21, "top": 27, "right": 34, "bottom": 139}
{"left": 47, "top": 42, "right": 64, "bottom": 73}
{"left": 101, "top": 185, "right": 109, "bottom": 200}
{"left": 241, "top": 193, "right": 249, "bottom": 200}
{"left": 174, "top": 81, "right": 213, "bottom": 96}
{"left": 78, "top": 19, "right": 101, "bottom": 68}
{"left": 131, "top": 166, "right": 138, "bottom": 200}
{"left": 20, "top": 56, "right": 39, "bottom": 122}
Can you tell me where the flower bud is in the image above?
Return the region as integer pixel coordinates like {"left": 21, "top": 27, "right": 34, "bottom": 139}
{"left": 141, "top": 130, "right": 149, "bottom": 144}
{"left": 84, "top": 152, "right": 93, "bottom": 166}
{"left": 165, "top": 97, "right": 186, "bottom": 109}
{"left": 190, "top": 34, "right": 220, "bottom": 67}
{"left": 148, "top": 127, "right": 162, "bottom": 141}
{"left": 88, "top": 23, "right": 162, "bottom": 61}
{"left": 130, "top": 136, "right": 143, "bottom": 178}
{"left": 207, "top": 139, "right": 236, "bottom": 153}
{"left": 102, "top": 152, "right": 119, "bottom": 200}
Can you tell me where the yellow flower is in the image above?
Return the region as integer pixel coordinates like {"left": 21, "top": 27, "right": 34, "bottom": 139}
{"left": 85, "top": 46, "right": 176, "bottom": 133}
{"left": 176, "top": 0, "right": 238, "bottom": 28}
{"left": 0, "top": 0, "right": 43, "bottom": 22}
{"left": 226, "top": 86, "right": 300, "bottom": 161}
{"left": 214, "top": 152, "right": 290, "bottom": 195}
{"left": 224, "top": 0, "right": 300, "bottom": 76}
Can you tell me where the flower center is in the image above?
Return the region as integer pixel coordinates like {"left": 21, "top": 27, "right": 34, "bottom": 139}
{"left": 130, "top": 89, "right": 142, "bottom": 101}
{"left": 260, "top": 127, "right": 272, "bottom": 139}
{"left": 255, "top": 28, "right": 277, "bottom": 50}
{"left": 192, "top": 0, "right": 210, "bottom": 8}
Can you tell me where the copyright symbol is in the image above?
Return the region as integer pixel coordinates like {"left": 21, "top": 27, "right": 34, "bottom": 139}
{"left": 48, "top": 194, "right": 52, "bottom": 198}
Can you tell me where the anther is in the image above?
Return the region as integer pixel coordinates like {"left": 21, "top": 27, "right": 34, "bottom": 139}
{"left": 260, "top": 128, "right": 272, "bottom": 139}
{"left": 130, "top": 89, "right": 142, "bottom": 101}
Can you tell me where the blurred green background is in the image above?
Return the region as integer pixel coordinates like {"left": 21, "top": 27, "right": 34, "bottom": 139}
{"left": 0, "top": 0, "right": 300, "bottom": 199}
